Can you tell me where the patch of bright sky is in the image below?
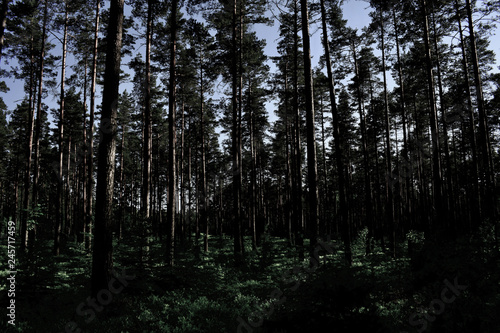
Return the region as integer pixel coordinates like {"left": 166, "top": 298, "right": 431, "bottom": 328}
{"left": 249, "top": 0, "right": 372, "bottom": 125}
{"left": 1, "top": 0, "right": 499, "bottom": 131}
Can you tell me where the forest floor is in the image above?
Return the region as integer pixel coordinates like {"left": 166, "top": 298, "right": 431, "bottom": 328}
{"left": 1, "top": 224, "right": 500, "bottom": 333}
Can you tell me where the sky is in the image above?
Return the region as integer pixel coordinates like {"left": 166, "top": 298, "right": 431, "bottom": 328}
{"left": 1, "top": 0, "right": 499, "bottom": 127}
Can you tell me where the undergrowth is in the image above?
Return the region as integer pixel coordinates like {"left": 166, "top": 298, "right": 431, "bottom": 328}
{"left": 1, "top": 224, "right": 499, "bottom": 333}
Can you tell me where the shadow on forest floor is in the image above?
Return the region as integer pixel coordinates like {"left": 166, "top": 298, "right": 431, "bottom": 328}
{"left": 1, "top": 224, "right": 499, "bottom": 333}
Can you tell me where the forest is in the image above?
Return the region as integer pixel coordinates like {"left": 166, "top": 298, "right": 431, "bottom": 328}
{"left": 0, "top": 0, "right": 499, "bottom": 331}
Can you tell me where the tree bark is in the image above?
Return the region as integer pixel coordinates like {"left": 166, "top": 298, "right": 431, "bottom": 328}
{"left": 200, "top": 54, "right": 208, "bottom": 253}
{"left": 141, "top": 0, "right": 153, "bottom": 264}
{"left": 232, "top": 0, "right": 243, "bottom": 261}
{"left": 300, "top": 0, "right": 319, "bottom": 254}
{"left": 464, "top": 0, "right": 495, "bottom": 219}
{"left": 167, "top": 0, "right": 178, "bottom": 267}
{"left": 378, "top": 5, "right": 396, "bottom": 257}
{"left": 292, "top": 0, "right": 303, "bottom": 260}
{"left": 91, "top": 0, "right": 124, "bottom": 297}
{"left": 54, "top": 1, "right": 67, "bottom": 255}
{"left": 455, "top": 0, "right": 480, "bottom": 222}
{"left": 320, "top": 0, "right": 351, "bottom": 264}
{"left": 87, "top": 0, "right": 100, "bottom": 252}
{"left": 421, "top": 0, "right": 443, "bottom": 230}
{"left": 351, "top": 40, "right": 373, "bottom": 255}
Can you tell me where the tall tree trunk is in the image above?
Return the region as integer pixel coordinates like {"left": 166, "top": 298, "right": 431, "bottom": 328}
{"left": 82, "top": 59, "right": 88, "bottom": 244}
{"left": 431, "top": 9, "right": 454, "bottom": 231}
{"left": 21, "top": 34, "right": 37, "bottom": 251}
{"left": 26, "top": 0, "right": 47, "bottom": 251}
{"left": 351, "top": 40, "right": 373, "bottom": 255}
{"left": 392, "top": 6, "right": 411, "bottom": 232}
{"left": 119, "top": 122, "right": 125, "bottom": 240}
{"left": 87, "top": 0, "right": 100, "bottom": 252}
{"left": 455, "top": 0, "right": 480, "bottom": 223}
{"left": 421, "top": 0, "right": 443, "bottom": 230}
{"left": 319, "top": 93, "right": 328, "bottom": 236}
{"left": 378, "top": 5, "right": 396, "bottom": 257}
{"left": 167, "top": 0, "right": 178, "bottom": 267}
{"left": 249, "top": 83, "right": 257, "bottom": 250}
{"left": 179, "top": 92, "right": 185, "bottom": 244}
{"left": 232, "top": 0, "right": 243, "bottom": 261}
{"left": 91, "top": 0, "right": 124, "bottom": 297}
{"left": 141, "top": 0, "right": 153, "bottom": 264}
{"left": 65, "top": 135, "right": 71, "bottom": 236}
{"left": 54, "top": 1, "right": 67, "bottom": 255}
{"left": 284, "top": 64, "right": 293, "bottom": 244}
{"left": 292, "top": 0, "right": 303, "bottom": 259}
{"left": 31, "top": 0, "right": 50, "bottom": 250}
{"left": 320, "top": 0, "right": 351, "bottom": 264}
{"left": 300, "top": 0, "right": 319, "bottom": 254}
{"left": 464, "top": 0, "right": 495, "bottom": 219}
{"left": 238, "top": 3, "right": 245, "bottom": 254}
{"left": 200, "top": 55, "right": 208, "bottom": 253}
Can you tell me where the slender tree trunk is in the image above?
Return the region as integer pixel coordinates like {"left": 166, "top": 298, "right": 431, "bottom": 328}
{"left": 141, "top": 0, "right": 153, "bottom": 264}
{"left": 249, "top": 84, "right": 257, "bottom": 250}
{"left": 55, "top": 1, "right": 68, "bottom": 255}
{"left": 464, "top": 0, "right": 495, "bottom": 220}
{"left": 320, "top": 0, "right": 350, "bottom": 264}
{"left": 82, "top": 60, "right": 88, "bottom": 244}
{"left": 351, "top": 40, "right": 373, "bottom": 255}
{"left": 300, "top": 0, "right": 319, "bottom": 255}
{"left": 31, "top": 0, "right": 50, "bottom": 250}
{"left": 292, "top": 0, "right": 304, "bottom": 260}
{"left": 284, "top": 64, "right": 293, "bottom": 244}
{"left": 431, "top": 9, "right": 454, "bottom": 231}
{"left": 378, "top": 5, "right": 396, "bottom": 257}
{"left": 91, "top": 0, "right": 124, "bottom": 297}
{"left": 179, "top": 91, "right": 185, "bottom": 245}
{"left": 119, "top": 122, "right": 125, "bottom": 240}
{"left": 21, "top": 81, "right": 35, "bottom": 250}
{"left": 238, "top": 3, "right": 245, "bottom": 254}
{"left": 421, "top": 0, "right": 443, "bottom": 230}
{"left": 65, "top": 135, "right": 71, "bottom": 235}
{"left": 319, "top": 93, "right": 327, "bottom": 237}
{"left": 21, "top": 34, "right": 37, "bottom": 251}
{"left": 392, "top": 6, "right": 411, "bottom": 231}
{"left": 232, "top": 0, "right": 243, "bottom": 261}
{"left": 30, "top": 0, "right": 47, "bottom": 251}
{"left": 200, "top": 55, "right": 208, "bottom": 253}
{"left": 455, "top": 0, "right": 480, "bottom": 223}
{"left": 87, "top": 0, "right": 100, "bottom": 252}
{"left": 167, "top": 0, "right": 178, "bottom": 267}
{"left": 188, "top": 142, "right": 192, "bottom": 243}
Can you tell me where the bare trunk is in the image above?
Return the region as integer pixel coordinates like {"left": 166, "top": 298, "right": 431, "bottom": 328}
{"left": 87, "top": 0, "right": 100, "bottom": 252}
{"left": 422, "top": 0, "right": 443, "bottom": 229}
{"left": 300, "top": 0, "right": 319, "bottom": 254}
{"left": 379, "top": 6, "right": 396, "bottom": 257}
{"left": 31, "top": 0, "right": 50, "bottom": 250}
{"left": 200, "top": 56, "right": 208, "bottom": 253}
{"left": 292, "top": 0, "right": 303, "bottom": 260}
{"left": 464, "top": 0, "right": 495, "bottom": 219}
{"left": 320, "top": 0, "right": 351, "bottom": 264}
{"left": 91, "top": 0, "right": 124, "bottom": 297}
{"left": 232, "top": 0, "right": 243, "bottom": 261}
{"left": 455, "top": 0, "right": 480, "bottom": 223}
{"left": 141, "top": 0, "right": 153, "bottom": 264}
{"left": 167, "top": 0, "right": 178, "bottom": 267}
